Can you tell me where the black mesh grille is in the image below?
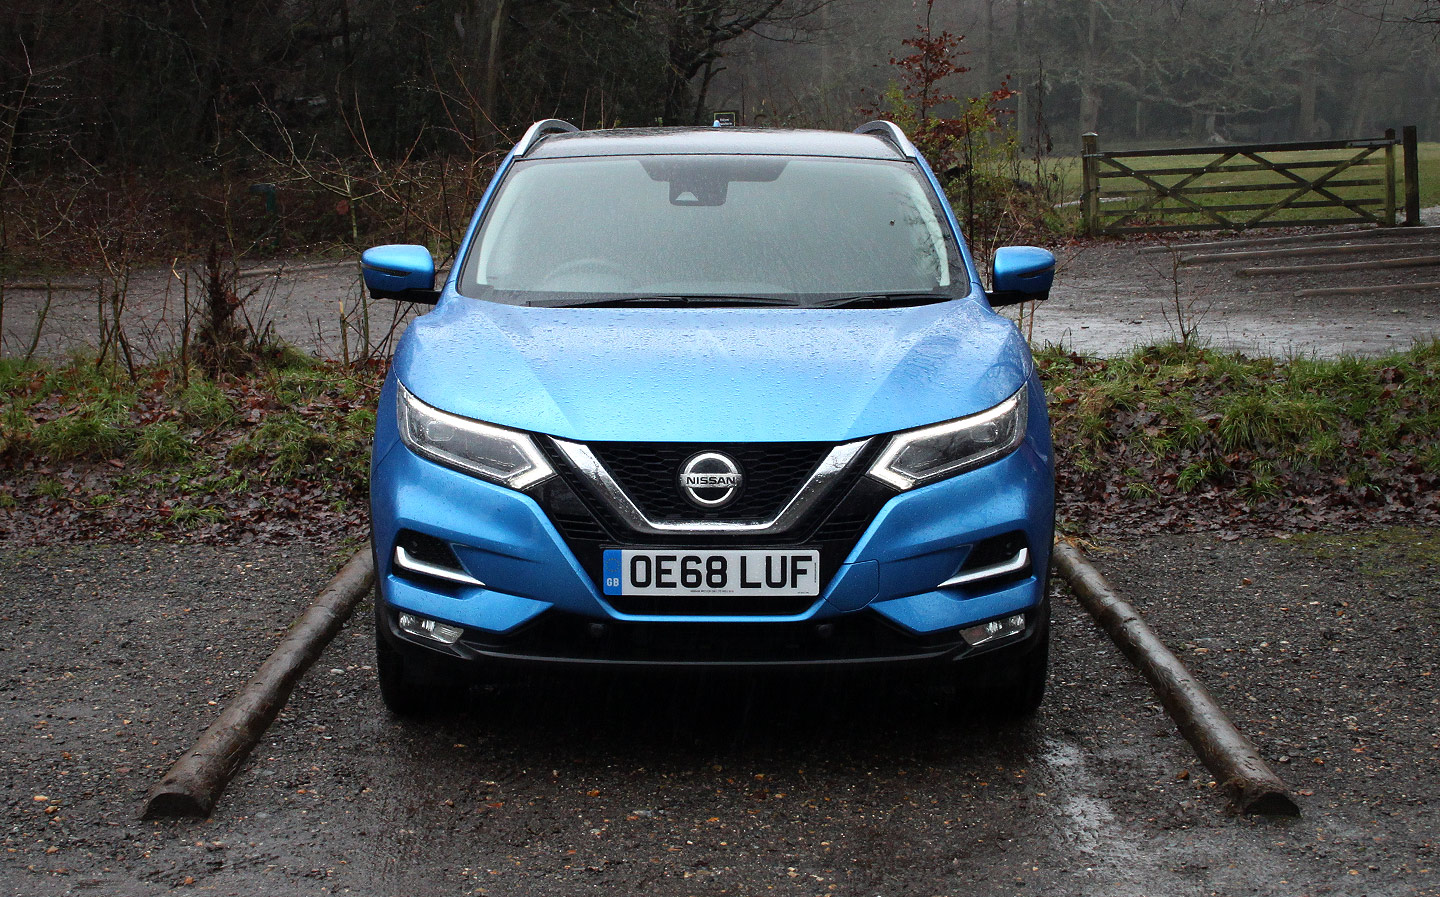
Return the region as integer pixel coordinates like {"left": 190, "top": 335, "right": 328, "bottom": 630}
{"left": 529, "top": 440, "right": 895, "bottom": 617}
{"left": 586, "top": 442, "right": 833, "bottom": 520}
{"left": 396, "top": 529, "right": 464, "bottom": 570}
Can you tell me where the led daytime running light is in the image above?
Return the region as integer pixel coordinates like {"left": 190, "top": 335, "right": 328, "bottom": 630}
{"left": 396, "top": 383, "right": 555, "bottom": 490}
{"left": 867, "top": 385, "right": 1028, "bottom": 490}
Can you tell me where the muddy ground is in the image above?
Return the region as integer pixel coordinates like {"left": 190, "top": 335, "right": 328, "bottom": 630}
{"left": 0, "top": 529, "right": 1436, "bottom": 896}
{"left": 3, "top": 229, "right": 1439, "bottom": 363}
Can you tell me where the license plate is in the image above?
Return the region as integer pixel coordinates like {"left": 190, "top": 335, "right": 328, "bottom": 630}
{"left": 602, "top": 549, "right": 821, "bottom": 597}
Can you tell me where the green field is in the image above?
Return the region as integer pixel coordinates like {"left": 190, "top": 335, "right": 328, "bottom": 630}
{"left": 1039, "top": 140, "right": 1438, "bottom": 232}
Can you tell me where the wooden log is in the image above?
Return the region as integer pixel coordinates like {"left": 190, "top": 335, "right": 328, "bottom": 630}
{"left": 1296, "top": 281, "right": 1440, "bottom": 297}
{"left": 237, "top": 260, "right": 358, "bottom": 279}
{"left": 1051, "top": 540, "right": 1300, "bottom": 817}
{"left": 1138, "top": 224, "right": 1440, "bottom": 255}
{"left": 1236, "top": 255, "right": 1440, "bottom": 276}
{"left": 1181, "top": 240, "right": 1440, "bottom": 265}
{"left": 1, "top": 282, "right": 94, "bottom": 291}
{"left": 142, "top": 549, "right": 375, "bottom": 819}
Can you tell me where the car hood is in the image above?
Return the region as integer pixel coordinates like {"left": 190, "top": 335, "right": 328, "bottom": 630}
{"left": 393, "top": 296, "right": 1031, "bottom": 443}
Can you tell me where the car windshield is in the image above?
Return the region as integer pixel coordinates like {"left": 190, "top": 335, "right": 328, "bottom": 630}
{"left": 458, "top": 154, "right": 964, "bottom": 307}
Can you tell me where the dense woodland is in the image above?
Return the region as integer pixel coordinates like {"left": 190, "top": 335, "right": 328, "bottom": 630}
{"left": 1, "top": 0, "right": 1437, "bottom": 173}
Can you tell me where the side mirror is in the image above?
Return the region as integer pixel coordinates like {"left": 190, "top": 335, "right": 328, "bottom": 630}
{"left": 989, "top": 246, "right": 1055, "bottom": 307}
{"left": 361, "top": 244, "right": 440, "bottom": 304}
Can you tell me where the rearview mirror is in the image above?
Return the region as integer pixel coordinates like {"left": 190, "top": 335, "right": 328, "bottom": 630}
{"left": 989, "top": 246, "right": 1055, "bottom": 307}
{"left": 362, "top": 244, "right": 440, "bottom": 304}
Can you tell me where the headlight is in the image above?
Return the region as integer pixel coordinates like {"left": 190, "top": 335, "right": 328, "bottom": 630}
{"left": 866, "top": 384, "right": 1028, "bottom": 490}
{"left": 396, "top": 383, "right": 554, "bottom": 490}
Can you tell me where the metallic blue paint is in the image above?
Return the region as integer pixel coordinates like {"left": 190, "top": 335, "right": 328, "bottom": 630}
{"left": 371, "top": 389, "right": 1051, "bottom": 632}
{"left": 393, "top": 298, "right": 1030, "bottom": 443}
{"left": 361, "top": 244, "right": 436, "bottom": 294}
{"left": 368, "top": 122, "right": 1057, "bottom": 669}
{"left": 993, "top": 246, "right": 1057, "bottom": 300}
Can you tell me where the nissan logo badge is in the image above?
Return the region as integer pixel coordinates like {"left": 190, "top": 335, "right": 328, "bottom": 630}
{"left": 679, "top": 452, "right": 742, "bottom": 509}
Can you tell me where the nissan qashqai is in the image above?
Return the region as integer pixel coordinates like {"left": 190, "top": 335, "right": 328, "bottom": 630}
{"left": 362, "top": 120, "right": 1057, "bottom": 716}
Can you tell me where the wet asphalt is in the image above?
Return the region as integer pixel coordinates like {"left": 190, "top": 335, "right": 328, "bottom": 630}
{"left": 2, "top": 534, "right": 1436, "bottom": 896}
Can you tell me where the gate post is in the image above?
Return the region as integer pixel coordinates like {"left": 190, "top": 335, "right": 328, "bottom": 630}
{"left": 1082, "top": 132, "right": 1099, "bottom": 236}
{"left": 1403, "top": 125, "right": 1421, "bottom": 226}
{"left": 1383, "top": 128, "right": 1398, "bottom": 227}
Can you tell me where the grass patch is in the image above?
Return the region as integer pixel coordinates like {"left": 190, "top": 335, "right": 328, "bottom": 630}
{"left": 33, "top": 402, "right": 134, "bottom": 460}
{"left": 2, "top": 339, "right": 1436, "bottom": 543}
{"left": 1290, "top": 526, "right": 1440, "bottom": 580}
{"left": 1041, "top": 338, "right": 1440, "bottom": 533}
{"left": 0, "top": 349, "right": 384, "bottom": 542}
{"left": 133, "top": 421, "right": 192, "bottom": 467}
{"left": 178, "top": 379, "right": 236, "bottom": 427}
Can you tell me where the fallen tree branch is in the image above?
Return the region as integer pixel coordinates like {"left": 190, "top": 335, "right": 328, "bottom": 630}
{"left": 1182, "top": 240, "right": 1439, "bottom": 265}
{"left": 1296, "top": 281, "right": 1440, "bottom": 297}
{"left": 2, "top": 281, "right": 93, "bottom": 291}
{"left": 1052, "top": 539, "right": 1300, "bottom": 817}
{"left": 142, "top": 548, "right": 375, "bottom": 819}
{"left": 1138, "top": 224, "right": 1440, "bottom": 255}
{"left": 237, "top": 260, "right": 357, "bottom": 279}
{"left": 1236, "top": 255, "right": 1440, "bottom": 276}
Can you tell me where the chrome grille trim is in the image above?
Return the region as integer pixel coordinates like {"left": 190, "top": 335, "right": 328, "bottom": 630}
{"left": 550, "top": 438, "right": 871, "bottom": 536}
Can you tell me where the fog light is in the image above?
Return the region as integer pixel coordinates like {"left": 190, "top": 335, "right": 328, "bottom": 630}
{"left": 961, "top": 613, "right": 1026, "bottom": 647}
{"left": 398, "top": 612, "right": 463, "bottom": 645}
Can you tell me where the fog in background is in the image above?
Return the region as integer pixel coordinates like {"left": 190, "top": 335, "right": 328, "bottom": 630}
{"left": 712, "top": 0, "right": 1440, "bottom": 149}
{"left": 1, "top": 0, "right": 1436, "bottom": 175}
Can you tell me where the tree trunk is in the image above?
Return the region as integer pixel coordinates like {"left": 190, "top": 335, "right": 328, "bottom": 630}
{"left": 1297, "top": 62, "right": 1317, "bottom": 139}
{"left": 1078, "top": 0, "right": 1101, "bottom": 133}
{"left": 691, "top": 58, "right": 718, "bottom": 124}
{"left": 484, "top": 0, "right": 508, "bottom": 143}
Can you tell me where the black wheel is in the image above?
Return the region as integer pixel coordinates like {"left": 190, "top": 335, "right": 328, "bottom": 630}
{"left": 964, "top": 597, "right": 1050, "bottom": 719}
{"left": 374, "top": 594, "right": 447, "bottom": 717}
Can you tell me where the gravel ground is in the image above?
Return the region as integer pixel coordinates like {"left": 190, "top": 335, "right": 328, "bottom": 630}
{"left": 1, "top": 529, "right": 1437, "bottom": 896}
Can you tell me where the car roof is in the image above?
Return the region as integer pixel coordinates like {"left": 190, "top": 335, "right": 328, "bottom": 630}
{"left": 524, "top": 127, "right": 909, "bottom": 161}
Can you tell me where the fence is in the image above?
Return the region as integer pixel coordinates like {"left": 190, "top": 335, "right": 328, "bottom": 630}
{"left": 1081, "top": 126, "right": 1422, "bottom": 235}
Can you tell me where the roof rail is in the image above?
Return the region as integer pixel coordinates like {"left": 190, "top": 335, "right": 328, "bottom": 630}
{"left": 854, "top": 121, "right": 920, "bottom": 160}
{"left": 516, "top": 119, "right": 579, "bottom": 157}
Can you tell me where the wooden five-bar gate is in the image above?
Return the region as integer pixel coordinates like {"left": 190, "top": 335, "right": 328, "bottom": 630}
{"left": 1082, "top": 126, "right": 1423, "bottom": 235}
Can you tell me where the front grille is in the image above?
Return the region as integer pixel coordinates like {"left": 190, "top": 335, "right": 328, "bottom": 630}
{"left": 586, "top": 442, "right": 832, "bottom": 520}
{"left": 529, "top": 440, "right": 894, "bottom": 616}
{"left": 604, "top": 589, "right": 816, "bottom": 617}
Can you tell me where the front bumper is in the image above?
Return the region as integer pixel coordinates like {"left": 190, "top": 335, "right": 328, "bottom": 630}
{"left": 370, "top": 413, "right": 1054, "bottom": 667}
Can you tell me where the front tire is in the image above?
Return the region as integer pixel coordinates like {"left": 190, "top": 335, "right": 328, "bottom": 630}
{"left": 374, "top": 594, "right": 446, "bottom": 717}
{"left": 965, "top": 597, "right": 1050, "bottom": 718}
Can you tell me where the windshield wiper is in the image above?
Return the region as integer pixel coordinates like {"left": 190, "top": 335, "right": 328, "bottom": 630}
{"left": 811, "top": 292, "right": 953, "bottom": 309}
{"left": 538, "top": 294, "right": 801, "bottom": 308}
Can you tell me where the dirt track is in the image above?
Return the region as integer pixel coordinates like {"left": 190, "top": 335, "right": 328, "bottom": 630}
{"left": 1035, "top": 229, "right": 1440, "bottom": 356}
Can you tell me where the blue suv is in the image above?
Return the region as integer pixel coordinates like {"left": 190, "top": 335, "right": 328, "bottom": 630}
{"left": 363, "top": 120, "right": 1056, "bottom": 716}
